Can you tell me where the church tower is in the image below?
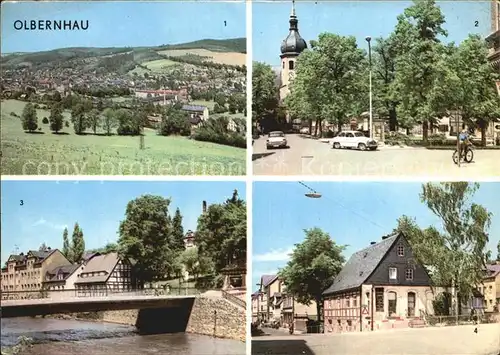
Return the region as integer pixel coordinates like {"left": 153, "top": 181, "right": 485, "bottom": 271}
{"left": 279, "top": 0, "right": 307, "bottom": 103}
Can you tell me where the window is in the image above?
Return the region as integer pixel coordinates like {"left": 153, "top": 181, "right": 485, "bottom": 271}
{"left": 353, "top": 297, "right": 357, "bottom": 307}
{"left": 337, "top": 132, "right": 345, "bottom": 138}
{"left": 282, "top": 61, "right": 285, "bottom": 69}
{"left": 289, "top": 60, "right": 294, "bottom": 70}
{"left": 354, "top": 132, "right": 364, "bottom": 137}
{"left": 346, "top": 133, "right": 354, "bottom": 138}
{"left": 405, "top": 269, "right": 414, "bottom": 281}
{"left": 346, "top": 297, "right": 350, "bottom": 307}
{"left": 408, "top": 292, "right": 416, "bottom": 317}
{"left": 389, "top": 267, "right": 397, "bottom": 280}
{"left": 375, "top": 288, "right": 384, "bottom": 312}
{"left": 388, "top": 291, "right": 397, "bottom": 316}
{"left": 397, "top": 245, "right": 404, "bottom": 256}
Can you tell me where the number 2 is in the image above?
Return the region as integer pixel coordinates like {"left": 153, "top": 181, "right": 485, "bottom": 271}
{"left": 474, "top": 21, "right": 479, "bottom": 27}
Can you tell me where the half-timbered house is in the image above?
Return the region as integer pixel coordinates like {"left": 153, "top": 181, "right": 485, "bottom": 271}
{"left": 323, "top": 232, "right": 443, "bottom": 333}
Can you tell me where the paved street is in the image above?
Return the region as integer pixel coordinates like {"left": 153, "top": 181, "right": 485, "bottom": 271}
{"left": 252, "top": 134, "right": 500, "bottom": 177}
{"left": 252, "top": 323, "right": 500, "bottom": 355}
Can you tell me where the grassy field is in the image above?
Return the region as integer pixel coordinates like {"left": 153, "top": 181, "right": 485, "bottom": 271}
{"left": 158, "top": 49, "right": 246, "bottom": 66}
{"left": 143, "top": 58, "right": 179, "bottom": 72}
{"left": 1, "top": 99, "right": 246, "bottom": 175}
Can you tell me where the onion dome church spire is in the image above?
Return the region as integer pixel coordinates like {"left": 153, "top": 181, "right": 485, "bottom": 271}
{"left": 280, "top": 0, "right": 307, "bottom": 57}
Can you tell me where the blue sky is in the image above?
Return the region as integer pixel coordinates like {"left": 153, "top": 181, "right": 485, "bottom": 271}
{"left": 1, "top": 180, "right": 246, "bottom": 265}
{"left": 1, "top": 1, "right": 246, "bottom": 53}
{"left": 252, "top": 182, "right": 500, "bottom": 292}
{"left": 253, "top": 1, "right": 492, "bottom": 65}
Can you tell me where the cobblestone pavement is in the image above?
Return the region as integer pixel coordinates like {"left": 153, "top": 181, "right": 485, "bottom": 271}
{"left": 252, "top": 134, "right": 500, "bottom": 177}
{"left": 252, "top": 323, "right": 500, "bottom": 355}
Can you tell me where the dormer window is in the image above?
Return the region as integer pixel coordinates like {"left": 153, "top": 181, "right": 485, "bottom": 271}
{"left": 397, "top": 245, "right": 404, "bottom": 256}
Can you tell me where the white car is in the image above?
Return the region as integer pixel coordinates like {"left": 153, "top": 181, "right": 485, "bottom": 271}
{"left": 266, "top": 131, "right": 288, "bottom": 149}
{"left": 331, "top": 131, "right": 378, "bottom": 151}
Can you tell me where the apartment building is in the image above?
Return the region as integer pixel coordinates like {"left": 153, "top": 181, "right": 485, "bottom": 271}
{"left": 1, "top": 248, "right": 71, "bottom": 295}
{"left": 478, "top": 262, "right": 500, "bottom": 312}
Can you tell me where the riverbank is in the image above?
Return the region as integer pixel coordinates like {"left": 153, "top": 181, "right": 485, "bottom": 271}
{"left": 1, "top": 318, "right": 245, "bottom": 355}
{"left": 42, "top": 296, "right": 245, "bottom": 342}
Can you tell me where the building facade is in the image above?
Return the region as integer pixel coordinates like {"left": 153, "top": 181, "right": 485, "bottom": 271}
{"left": 43, "top": 264, "right": 83, "bottom": 291}
{"left": 323, "top": 233, "right": 441, "bottom": 333}
{"left": 486, "top": 0, "right": 500, "bottom": 72}
{"left": 282, "top": 292, "right": 317, "bottom": 331}
{"left": 74, "top": 252, "right": 135, "bottom": 296}
{"left": 478, "top": 262, "right": 500, "bottom": 312}
{"left": 1, "top": 248, "right": 71, "bottom": 297}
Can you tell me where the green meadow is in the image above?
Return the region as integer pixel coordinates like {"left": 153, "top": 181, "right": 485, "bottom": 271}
{"left": 1, "top": 99, "right": 246, "bottom": 176}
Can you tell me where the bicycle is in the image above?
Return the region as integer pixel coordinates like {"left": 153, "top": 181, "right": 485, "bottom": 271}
{"left": 452, "top": 141, "right": 474, "bottom": 164}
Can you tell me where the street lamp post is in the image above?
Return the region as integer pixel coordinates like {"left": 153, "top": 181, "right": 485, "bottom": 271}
{"left": 365, "top": 36, "right": 373, "bottom": 139}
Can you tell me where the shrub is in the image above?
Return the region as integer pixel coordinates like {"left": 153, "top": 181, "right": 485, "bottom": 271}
{"left": 385, "top": 132, "right": 414, "bottom": 146}
{"left": 42, "top": 117, "right": 49, "bottom": 124}
{"left": 427, "top": 133, "right": 448, "bottom": 146}
{"left": 192, "top": 116, "right": 246, "bottom": 148}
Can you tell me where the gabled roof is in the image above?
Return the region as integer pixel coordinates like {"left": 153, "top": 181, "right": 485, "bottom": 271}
{"left": 323, "top": 233, "right": 400, "bottom": 296}
{"left": 182, "top": 105, "right": 207, "bottom": 112}
{"left": 261, "top": 274, "right": 278, "bottom": 288}
{"left": 44, "top": 264, "right": 81, "bottom": 282}
{"left": 74, "top": 252, "right": 120, "bottom": 284}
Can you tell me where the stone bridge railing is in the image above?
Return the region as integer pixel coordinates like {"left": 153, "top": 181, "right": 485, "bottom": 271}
{"left": 1, "top": 287, "right": 205, "bottom": 301}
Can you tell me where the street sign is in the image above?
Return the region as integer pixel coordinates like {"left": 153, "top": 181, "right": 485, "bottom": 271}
{"left": 362, "top": 305, "right": 369, "bottom": 315}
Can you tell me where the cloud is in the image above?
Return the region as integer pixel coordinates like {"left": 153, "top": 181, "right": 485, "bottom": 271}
{"left": 32, "top": 218, "right": 67, "bottom": 231}
{"left": 253, "top": 247, "right": 294, "bottom": 262}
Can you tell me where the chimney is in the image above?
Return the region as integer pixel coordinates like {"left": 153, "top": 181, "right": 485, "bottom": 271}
{"left": 370, "top": 242, "right": 376, "bottom": 245}
{"left": 202, "top": 200, "right": 207, "bottom": 213}
{"left": 382, "top": 235, "right": 389, "bottom": 240}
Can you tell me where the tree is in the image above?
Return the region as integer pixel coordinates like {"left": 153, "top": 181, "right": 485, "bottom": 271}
{"left": 252, "top": 61, "right": 279, "bottom": 124}
{"left": 88, "top": 242, "right": 119, "bottom": 254}
{"left": 117, "top": 195, "right": 178, "bottom": 283}
{"left": 49, "top": 103, "right": 64, "bottom": 133}
{"left": 171, "top": 208, "right": 185, "bottom": 253}
{"left": 287, "top": 33, "right": 367, "bottom": 136}
{"left": 71, "top": 104, "right": 88, "bottom": 135}
{"left": 372, "top": 35, "right": 399, "bottom": 131}
{"left": 102, "top": 108, "right": 118, "bottom": 135}
{"left": 279, "top": 228, "right": 346, "bottom": 324}
{"left": 71, "top": 223, "right": 85, "bottom": 263}
{"left": 179, "top": 247, "right": 213, "bottom": 283}
{"left": 21, "top": 103, "right": 38, "bottom": 132}
{"left": 62, "top": 227, "right": 72, "bottom": 262}
{"left": 440, "top": 34, "right": 500, "bottom": 146}
{"left": 38, "top": 243, "right": 48, "bottom": 252}
{"left": 87, "top": 109, "right": 101, "bottom": 135}
{"left": 496, "top": 241, "right": 500, "bottom": 262}
{"left": 391, "top": 0, "right": 448, "bottom": 142}
{"left": 196, "top": 190, "right": 246, "bottom": 286}
{"left": 398, "top": 183, "right": 491, "bottom": 315}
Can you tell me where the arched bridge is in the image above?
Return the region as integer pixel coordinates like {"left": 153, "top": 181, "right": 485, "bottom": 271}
{"left": 0, "top": 288, "right": 203, "bottom": 318}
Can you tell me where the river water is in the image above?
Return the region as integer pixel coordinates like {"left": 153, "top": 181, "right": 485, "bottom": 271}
{"left": 1, "top": 318, "right": 245, "bottom": 354}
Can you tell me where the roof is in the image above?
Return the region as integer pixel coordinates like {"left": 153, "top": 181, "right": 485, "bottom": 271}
{"left": 182, "top": 105, "right": 207, "bottom": 112}
{"left": 323, "top": 233, "right": 400, "bottom": 296}
{"left": 44, "top": 264, "right": 81, "bottom": 282}
{"left": 484, "top": 264, "right": 500, "bottom": 279}
{"left": 261, "top": 274, "right": 278, "bottom": 288}
{"left": 82, "top": 252, "right": 101, "bottom": 262}
{"left": 74, "top": 252, "right": 119, "bottom": 284}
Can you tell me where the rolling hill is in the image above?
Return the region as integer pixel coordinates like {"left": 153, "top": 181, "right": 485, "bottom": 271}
{"left": 0, "top": 38, "right": 247, "bottom": 70}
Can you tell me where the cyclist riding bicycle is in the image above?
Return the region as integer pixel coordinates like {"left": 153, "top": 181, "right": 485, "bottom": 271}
{"left": 458, "top": 125, "right": 470, "bottom": 159}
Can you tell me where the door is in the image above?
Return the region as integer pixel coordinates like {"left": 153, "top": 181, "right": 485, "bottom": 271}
{"left": 345, "top": 132, "right": 355, "bottom": 147}
{"left": 336, "top": 132, "right": 346, "bottom": 146}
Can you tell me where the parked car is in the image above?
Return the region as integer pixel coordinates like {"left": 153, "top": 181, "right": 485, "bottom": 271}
{"left": 331, "top": 130, "right": 378, "bottom": 151}
{"left": 266, "top": 131, "right": 288, "bottom": 149}
{"left": 300, "top": 127, "right": 310, "bottom": 134}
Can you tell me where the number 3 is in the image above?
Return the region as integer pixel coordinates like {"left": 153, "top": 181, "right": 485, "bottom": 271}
{"left": 20, "top": 200, "right": 24, "bottom": 206}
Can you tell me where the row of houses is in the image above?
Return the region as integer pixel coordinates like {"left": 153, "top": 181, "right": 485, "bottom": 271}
{"left": 254, "top": 232, "right": 500, "bottom": 334}
{"left": 0, "top": 248, "right": 135, "bottom": 299}
{"left": 0, "top": 225, "right": 204, "bottom": 300}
